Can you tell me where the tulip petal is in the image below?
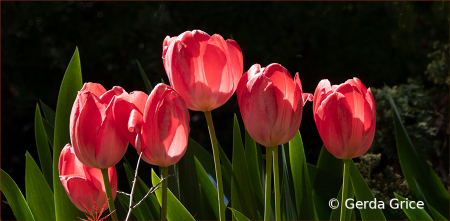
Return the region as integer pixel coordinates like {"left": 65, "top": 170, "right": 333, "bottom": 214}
{"left": 62, "top": 176, "right": 100, "bottom": 213}
{"left": 59, "top": 144, "right": 86, "bottom": 177}
{"left": 128, "top": 109, "right": 143, "bottom": 151}
{"left": 95, "top": 99, "right": 128, "bottom": 169}
{"left": 226, "top": 39, "right": 244, "bottom": 90}
{"left": 240, "top": 75, "right": 278, "bottom": 147}
{"left": 99, "top": 86, "right": 126, "bottom": 104}
{"left": 80, "top": 83, "right": 107, "bottom": 97}
{"left": 75, "top": 93, "right": 105, "bottom": 168}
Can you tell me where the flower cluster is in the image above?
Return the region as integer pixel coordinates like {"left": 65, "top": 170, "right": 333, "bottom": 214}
{"left": 59, "top": 29, "right": 376, "bottom": 220}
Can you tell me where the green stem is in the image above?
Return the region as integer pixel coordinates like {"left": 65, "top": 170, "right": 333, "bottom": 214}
{"left": 340, "top": 159, "right": 350, "bottom": 221}
{"left": 264, "top": 146, "right": 274, "bottom": 221}
{"left": 204, "top": 111, "right": 226, "bottom": 221}
{"left": 161, "top": 166, "right": 168, "bottom": 221}
{"left": 272, "top": 146, "right": 281, "bottom": 221}
{"left": 101, "top": 168, "right": 118, "bottom": 221}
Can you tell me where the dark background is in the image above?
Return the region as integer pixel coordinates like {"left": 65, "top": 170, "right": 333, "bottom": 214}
{"left": 2, "top": 1, "right": 449, "bottom": 220}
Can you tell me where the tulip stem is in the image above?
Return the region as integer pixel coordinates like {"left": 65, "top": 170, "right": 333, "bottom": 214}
{"left": 264, "top": 146, "right": 274, "bottom": 221}
{"left": 161, "top": 166, "right": 168, "bottom": 221}
{"left": 101, "top": 168, "right": 118, "bottom": 221}
{"left": 204, "top": 111, "right": 226, "bottom": 221}
{"left": 340, "top": 159, "right": 351, "bottom": 221}
{"left": 272, "top": 145, "right": 281, "bottom": 221}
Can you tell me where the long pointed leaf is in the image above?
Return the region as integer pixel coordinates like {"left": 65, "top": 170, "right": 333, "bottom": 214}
{"left": 349, "top": 160, "right": 386, "bottom": 220}
{"left": 178, "top": 139, "right": 203, "bottom": 218}
{"left": 136, "top": 60, "right": 153, "bottom": 93}
{"left": 231, "top": 115, "right": 260, "bottom": 220}
{"left": 1, "top": 170, "right": 35, "bottom": 221}
{"left": 53, "top": 47, "right": 85, "bottom": 220}
{"left": 42, "top": 118, "right": 54, "bottom": 148}
{"left": 34, "top": 105, "right": 53, "bottom": 189}
{"left": 289, "top": 131, "right": 317, "bottom": 220}
{"left": 25, "top": 152, "right": 55, "bottom": 221}
{"left": 387, "top": 89, "right": 449, "bottom": 218}
{"left": 39, "top": 100, "right": 56, "bottom": 127}
{"left": 281, "top": 144, "right": 297, "bottom": 220}
{"left": 244, "top": 129, "right": 264, "bottom": 215}
{"left": 151, "top": 169, "right": 196, "bottom": 221}
{"left": 229, "top": 208, "right": 251, "bottom": 221}
{"left": 195, "top": 157, "right": 220, "bottom": 219}
{"left": 123, "top": 163, "right": 154, "bottom": 220}
{"left": 394, "top": 193, "right": 433, "bottom": 221}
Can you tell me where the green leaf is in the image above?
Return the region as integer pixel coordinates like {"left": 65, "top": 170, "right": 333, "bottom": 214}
{"left": 412, "top": 178, "right": 447, "bottom": 221}
{"left": 194, "top": 157, "right": 220, "bottom": 219}
{"left": 123, "top": 163, "right": 155, "bottom": 220}
{"left": 42, "top": 118, "right": 54, "bottom": 148}
{"left": 52, "top": 47, "right": 85, "bottom": 220}
{"left": 25, "top": 152, "right": 55, "bottom": 221}
{"left": 329, "top": 182, "right": 355, "bottom": 221}
{"left": 191, "top": 137, "right": 216, "bottom": 178}
{"left": 230, "top": 115, "right": 260, "bottom": 220}
{"left": 1, "top": 169, "right": 35, "bottom": 221}
{"left": 229, "top": 208, "right": 251, "bottom": 221}
{"left": 136, "top": 60, "right": 153, "bottom": 93}
{"left": 280, "top": 144, "right": 297, "bottom": 220}
{"left": 151, "top": 169, "right": 196, "bottom": 221}
{"left": 136, "top": 176, "right": 161, "bottom": 217}
{"left": 117, "top": 192, "right": 144, "bottom": 221}
{"left": 34, "top": 105, "right": 53, "bottom": 190}
{"left": 394, "top": 193, "right": 433, "bottom": 221}
{"left": 313, "top": 146, "right": 344, "bottom": 220}
{"left": 349, "top": 160, "right": 386, "bottom": 220}
{"left": 178, "top": 139, "right": 203, "bottom": 218}
{"left": 39, "top": 100, "right": 56, "bottom": 127}
{"left": 218, "top": 141, "right": 232, "bottom": 205}
{"left": 289, "top": 131, "right": 317, "bottom": 220}
{"left": 244, "top": 129, "right": 264, "bottom": 215}
{"left": 387, "top": 89, "right": 449, "bottom": 218}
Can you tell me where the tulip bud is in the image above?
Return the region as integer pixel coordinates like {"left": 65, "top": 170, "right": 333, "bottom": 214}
{"left": 115, "top": 84, "right": 190, "bottom": 167}
{"left": 236, "top": 63, "right": 312, "bottom": 147}
{"left": 70, "top": 83, "right": 128, "bottom": 169}
{"left": 313, "top": 78, "right": 376, "bottom": 159}
{"left": 162, "top": 30, "right": 243, "bottom": 112}
{"left": 59, "top": 144, "right": 117, "bottom": 213}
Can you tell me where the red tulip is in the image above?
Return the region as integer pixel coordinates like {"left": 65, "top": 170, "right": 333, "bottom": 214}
{"left": 162, "top": 30, "right": 243, "bottom": 112}
{"left": 70, "top": 83, "right": 128, "bottom": 169}
{"left": 59, "top": 144, "right": 117, "bottom": 213}
{"left": 313, "top": 78, "right": 376, "bottom": 159}
{"left": 236, "top": 63, "right": 312, "bottom": 147}
{"left": 115, "top": 83, "right": 190, "bottom": 167}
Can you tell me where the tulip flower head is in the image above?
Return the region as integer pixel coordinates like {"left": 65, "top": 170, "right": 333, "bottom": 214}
{"left": 59, "top": 144, "right": 117, "bottom": 213}
{"left": 70, "top": 83, "right": 129, "bottom": 169}
{"left": 114, "top": 83, "right": 190, "bottom": 167}
{"left": 313, "top": 78, "right": 376, "bottom": 159}
{"left": 162, "top": 30, "right": 244, "bottom": 112}
{"left": 236, "top": 63, "right": 313, "bottom": 148}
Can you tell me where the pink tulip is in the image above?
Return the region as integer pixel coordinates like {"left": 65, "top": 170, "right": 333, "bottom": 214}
{"left": 313, "top": 78, "right": 376, "bottom": 159}
{"left": 115, "top": 83, "right": 190, "bottom": 167}
{"left": 70, "top": 83, "right": 128, "bottom": 169}
{"left": 236, "top": 63, "right": 313, "bottom": 147}
{"left": 59, "top": 144, "right": 117, "bottom": 213}
{"left": 162, "top": 30, "right": 243, "bottom": 111}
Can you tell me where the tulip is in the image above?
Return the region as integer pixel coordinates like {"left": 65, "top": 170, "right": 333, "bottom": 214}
{"left": 114, "top": 83, "right": 190, "bottom": 221}
{"left": 236, "top": 63, "right": 312, "bottom": 221}
{"left": 163, "top": 30, "right": 243, "bottom": 221}
{"left": 312, "top": 77, "right": 376, "bottom": 159}
{"left": 162, "top": 29, "right": 243, "bottom": 112}
{"left": 236, "top": 63, "right": 312, "bottom": 148}
{"left": 70, "top": 82, "right": 129, "bottom": 169}
{"left": 312, "top": 77, "right": 376, "bottom": 221}
{"left": 59, "top": 144, "right": 117, "bottom": 213}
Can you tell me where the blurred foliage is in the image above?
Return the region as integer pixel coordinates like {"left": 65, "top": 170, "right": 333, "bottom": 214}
{"left": 371, "top": 41, "right": 449, "bottom": 186}
{"left": 1, "top": 1, "right": 448, "bottom": 219}
{"left": 356, "top": 153, "right": 410, "bottom": 220}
